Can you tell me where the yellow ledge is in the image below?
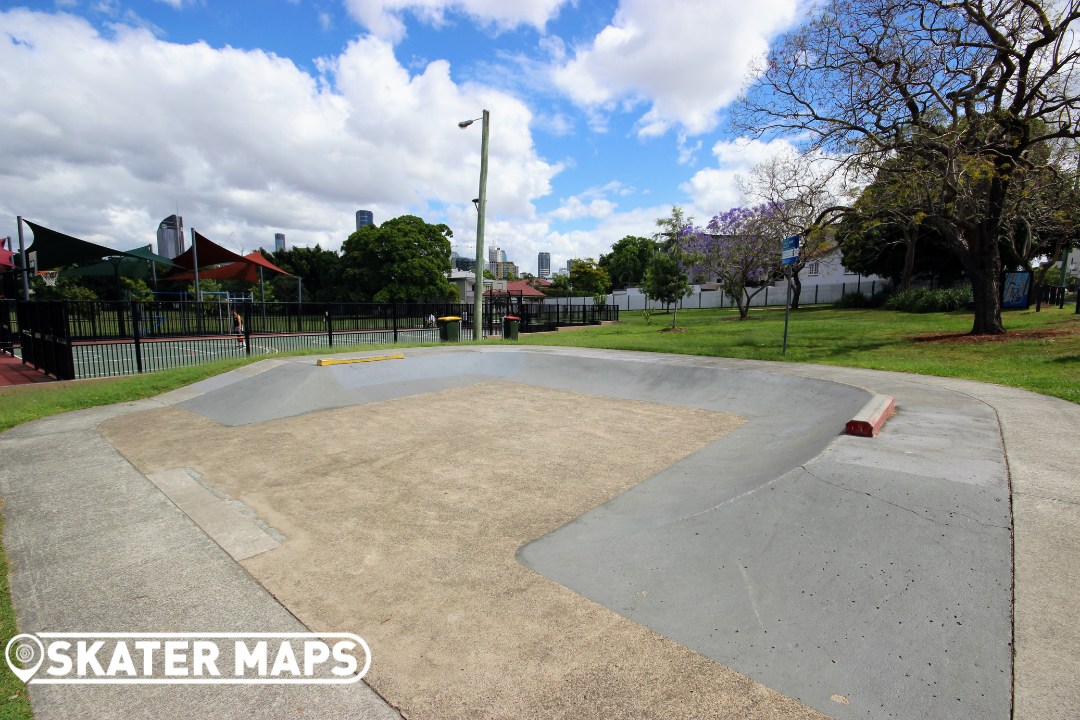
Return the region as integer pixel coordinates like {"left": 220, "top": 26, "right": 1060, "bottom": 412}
{"left": 316, "top": 353, "right": 405, "bottom": 367}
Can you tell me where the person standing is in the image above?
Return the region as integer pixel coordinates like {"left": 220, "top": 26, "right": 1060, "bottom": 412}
{"left": 232, "top": 308, "right": 245, "bottom": 349}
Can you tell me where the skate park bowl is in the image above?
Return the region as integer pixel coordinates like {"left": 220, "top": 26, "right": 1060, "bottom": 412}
{"left": 8, "top": 345, "right": 1027, "bottom": 719}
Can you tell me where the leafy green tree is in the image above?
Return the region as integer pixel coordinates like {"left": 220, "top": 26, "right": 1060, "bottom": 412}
{"left": 654, "top": 205, "right": 693, "bottom": 253}
{"left": 641, "top": 250, "right": 691, "bottom": 328}
{"left": 599, "top": 236, "right": 657, "bottom": 289}
{"left": 544, "top": 274, "right": 572, "bottom": 297}
{"left": 265, "top": 245, "right": 343, "bottom": 302}
{"left": 569, "top": 258, "right": 612, "bottom": 295}
{"left": 834, "top": 153, "right": 967, "bottom": 287}
{"left": 340, "top": 215, "right": 456, "bottom": 303}
{"left": 31, "top": 275, "right": 97, "bottom": 301}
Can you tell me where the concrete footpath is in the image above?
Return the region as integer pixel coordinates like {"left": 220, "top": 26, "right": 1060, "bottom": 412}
{"left": 0, "top": 346, "right": 1077, "bottom": 719}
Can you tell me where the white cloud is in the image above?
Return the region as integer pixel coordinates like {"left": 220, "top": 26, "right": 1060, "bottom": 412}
{"left": 548, "top": 195, "right": 616, "bottom": 221}
{"left": 0, "top": 9, "right": 559, "bottom": 256}
{"left": 343, "top": 0, "right": 569, "bottom": 43}
{"left": 681, "top": 137, "right": 800, "bottom": 216}
{"left": 552, "top": 0, "right": 798, "bottom": 138}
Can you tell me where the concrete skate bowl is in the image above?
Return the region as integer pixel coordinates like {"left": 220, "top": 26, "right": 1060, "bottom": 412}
{"left": 101, "top": 347, "right": 1012, "bottom": 720}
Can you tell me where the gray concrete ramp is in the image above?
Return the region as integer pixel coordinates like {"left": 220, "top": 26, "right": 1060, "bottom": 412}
{"left": 3, "top": 346, "right": 1075, "bottom": 719}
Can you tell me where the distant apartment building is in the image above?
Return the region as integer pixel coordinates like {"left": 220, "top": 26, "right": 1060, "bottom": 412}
{"left": 274, "top": 233, "right": 286, "bottom": 252}
{"left": 156, "top": 215, "right": 185, "bottom": 258}
{"left": 355, "top": 210, "right": 374, "bottom": 231}
{"left": 537, "top": 251, "right": 551, "bottom": 278}
{"left": 492, "top": 261, "right": 519, "bottom": 280}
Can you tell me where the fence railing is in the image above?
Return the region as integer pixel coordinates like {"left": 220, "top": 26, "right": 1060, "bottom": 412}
{"left": 597, "top": 280, "right": 882, "bottom": 311}
{"left": 4, "top": 299, "right": 618, "bottom": 381}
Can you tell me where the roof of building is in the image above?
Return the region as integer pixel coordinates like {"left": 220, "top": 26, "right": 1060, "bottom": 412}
{"left": 485, "top": 279, "right": 546, "bottom": 297}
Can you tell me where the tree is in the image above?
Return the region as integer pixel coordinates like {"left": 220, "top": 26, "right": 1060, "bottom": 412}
{"left": 265, "top": 245, "right": 343, "bottom": 302}
{"left": 834, "top": 154, "right": 968, "bottom": 288}
{"left": 599, "top": 236, "right": 657, "bottom": 289}
{"left": 736, "top": 0, "right": 1080, "bottom": 334}
{"left": 685, "top": 205, "right": 784, "bottom": 320}
{"left": 544, "top": 274, "right": 572, "bottom": 297}
{"left": 739, "top": 149, "right": 842, "bottom": 308}
{"left": 340, "top": 215, "right": 456, "bottom": 303}
{"left": 569, "top": 258, "right": 612, "bottom": 295}
{"left": 641, "top": 250, "right": 691, "bottom": 328}
{"left": 654, "top": 205, "right": 694, "bottom": 252}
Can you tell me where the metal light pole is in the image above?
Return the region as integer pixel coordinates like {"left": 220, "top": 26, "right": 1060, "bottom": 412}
{"left": 459, "top": 110, "right": 489, "bottom": 340}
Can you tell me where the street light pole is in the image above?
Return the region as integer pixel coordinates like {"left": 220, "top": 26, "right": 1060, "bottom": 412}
{"left": 460, "top": 110, "right": 490, "bottom": 340}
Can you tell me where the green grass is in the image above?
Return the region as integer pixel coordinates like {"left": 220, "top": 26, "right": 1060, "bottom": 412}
{"left": 0, "top": 502, "right": 32, "bottom": 720}
{"left": 518, "top": 304, "right": 1080, "bottom": 403}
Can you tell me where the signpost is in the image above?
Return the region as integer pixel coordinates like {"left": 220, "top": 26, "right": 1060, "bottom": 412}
{"left": 781, "top": 235, "right": 801, "bottom": 355}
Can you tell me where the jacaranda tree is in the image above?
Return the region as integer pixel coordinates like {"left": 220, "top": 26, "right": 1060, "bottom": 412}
{"left": 685, "top": 205, "right": 784, "bottom": 320}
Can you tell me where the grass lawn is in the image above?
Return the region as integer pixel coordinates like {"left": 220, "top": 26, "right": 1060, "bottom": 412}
{"left": 518, "top": 304, "right": 1080, "bottom": 404}
{"left": 0, "top": 305, "right": 1076, "bottom": 718}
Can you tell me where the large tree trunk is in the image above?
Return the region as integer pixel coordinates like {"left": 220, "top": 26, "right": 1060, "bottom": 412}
{"left": 901, "top": 227, "right": 917, "bottom": 290}
{"left": 965, "top": 227, "right": 1005, "bottom": 335}
{"left": 790, "top": 272, "right": 803, "bottom": 310}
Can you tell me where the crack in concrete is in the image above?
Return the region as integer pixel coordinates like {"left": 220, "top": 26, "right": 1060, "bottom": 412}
{"left": 799, "top": 465, "right": 1008, "bottom": 530}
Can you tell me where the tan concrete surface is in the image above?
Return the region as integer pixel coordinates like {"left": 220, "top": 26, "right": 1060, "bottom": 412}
{"left": 102, "top": 380, "right": 829, "bottom": 719}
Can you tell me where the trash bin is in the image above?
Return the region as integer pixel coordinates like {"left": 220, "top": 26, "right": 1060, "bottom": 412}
{"left": 502, "top": 315, "right": 520, "bottom": 340}
{"left": 436, "top": 316, "right": 461, "bottom": 342}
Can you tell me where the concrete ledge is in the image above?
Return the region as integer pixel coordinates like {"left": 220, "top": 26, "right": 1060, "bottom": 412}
{"left": 845, "top": 394, "right": 896, "bottom": 437}
{"left": 316, "top": 353, "right": 404, "bottom": 366}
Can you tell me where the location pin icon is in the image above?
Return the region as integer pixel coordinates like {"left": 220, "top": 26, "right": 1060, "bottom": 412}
{"left": 5, "top": 634, "right": 45, "bottom": 683}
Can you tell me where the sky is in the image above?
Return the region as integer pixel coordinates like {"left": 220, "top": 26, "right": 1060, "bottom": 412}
{"left": 0, "top": 0, "right": 808, "bottom": 276}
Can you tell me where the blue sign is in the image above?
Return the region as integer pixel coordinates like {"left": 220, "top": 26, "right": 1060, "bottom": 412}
{"left": 781, "top": 235, "right": 801, "bottom": 266}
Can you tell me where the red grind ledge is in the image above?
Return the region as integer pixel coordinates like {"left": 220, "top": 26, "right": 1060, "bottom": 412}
{"left": 846, "top": 395, "right": 896, "bottom": 437}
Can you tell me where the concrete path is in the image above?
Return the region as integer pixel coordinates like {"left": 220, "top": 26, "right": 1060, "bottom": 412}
{"left": 0, "top": 346, "right": 1076, "bottom": 719}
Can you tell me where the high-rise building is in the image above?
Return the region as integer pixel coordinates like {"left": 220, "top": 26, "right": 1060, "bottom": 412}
{"left": 538, "top": 252, "right": 551, "bottom": 279}
{"left": 488, "top": 246, "right": 506, "bottom": 265}
{"left": 156, "top": 215, "right": 185, "bottom": 259}
{"left": 356, "top": 210, "right": 374, "bottom": 230}
{"left": 274, "top": 233, "right": 286, "bottom": 252}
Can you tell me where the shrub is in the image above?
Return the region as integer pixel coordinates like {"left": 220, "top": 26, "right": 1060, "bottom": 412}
{"left": 834, "top": 291, "right": 874, "bottom": 309}
{"left": 884, "top": 285, "right": 972, "bottom": 312}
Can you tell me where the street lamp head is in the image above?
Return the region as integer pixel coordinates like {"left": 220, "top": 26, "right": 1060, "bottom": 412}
{"left": 458, "top": 118, "right": 481, "bottom": 129}
{"left": 472, "top": 198, "right": 480, "bottom": 211}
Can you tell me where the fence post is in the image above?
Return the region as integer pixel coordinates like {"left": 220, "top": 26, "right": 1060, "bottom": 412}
{"left": 765, "top": 286, "right": 769, "bottom": 307}
{"left": 131, "top": 301, "right": 144, "bottom": 373}
{"left": 325, "top": 307, "right": 333, "bottom": 348}
{"left": 392, "top": 302, "right": 399, "bottom": 343}
{"left": 58, "top": 301, "right": 75, "bottom": 380}
{"left": 815, "top": 285, "right": 819, "bottom": 304}
{"left": 243, "top": 302, "right": 252, "bottom": 355}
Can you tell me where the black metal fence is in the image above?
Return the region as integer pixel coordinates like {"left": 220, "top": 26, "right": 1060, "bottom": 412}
{"left": 2, "top": 298, "right": 618, "bottom": 380}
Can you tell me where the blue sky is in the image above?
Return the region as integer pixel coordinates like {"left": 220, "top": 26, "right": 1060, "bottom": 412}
{"left": 1, "top": 0, "right": 805, "bottom": 274}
